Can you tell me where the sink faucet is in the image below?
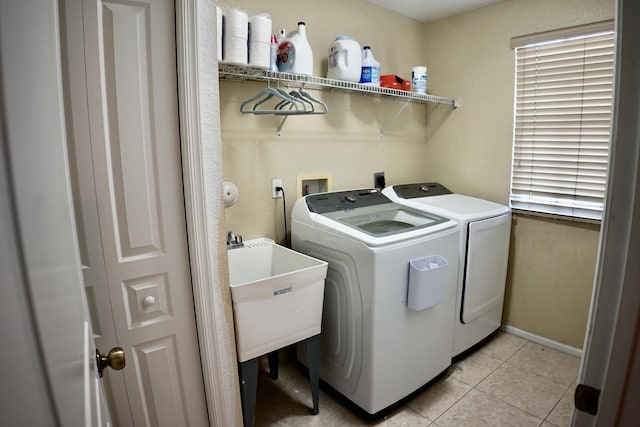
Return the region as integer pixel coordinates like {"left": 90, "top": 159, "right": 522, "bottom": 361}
{"left": 227, "top": 231, "right": 244, "bottom": 249}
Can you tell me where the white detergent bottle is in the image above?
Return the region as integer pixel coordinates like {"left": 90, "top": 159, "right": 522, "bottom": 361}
{"left": 360, "top": 45, "right": 380, "bottom": 86}
{"left": 327, "top": 36, "right": 362, "bottom": 82}
{"left": 277, "top": 21, "right": 313, "bottom": 75}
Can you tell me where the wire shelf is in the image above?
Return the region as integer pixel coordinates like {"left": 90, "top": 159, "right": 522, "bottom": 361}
{"left": 219, "top": 63, "right": 458, "bottom": 107}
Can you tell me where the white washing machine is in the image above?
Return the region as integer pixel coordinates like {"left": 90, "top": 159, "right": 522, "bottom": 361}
{"left": 291, "top": 189, "right": 460, "bottom": 415}
{"left": 383, "top": 183, "right": 511, "bottom": 358}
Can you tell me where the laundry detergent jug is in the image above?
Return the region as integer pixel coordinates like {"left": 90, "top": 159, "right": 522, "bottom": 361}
{"left": 327, "top": 36, "right": 362, "bottom": 82}
{"left": 277, "top": 22, "right": 313, "bottom": 75}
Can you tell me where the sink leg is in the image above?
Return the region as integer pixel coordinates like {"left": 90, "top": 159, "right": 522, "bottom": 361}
{"left": 267, "top": 350, "right": 279, "bottom": 380}
{"left": 238, "top": 357, "right": 259, "bottom": 427}
{"left": 305, "top": 334, "right": 320, "bottom": 415}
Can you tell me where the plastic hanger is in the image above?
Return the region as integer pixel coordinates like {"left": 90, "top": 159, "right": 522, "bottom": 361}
{"left": 240, "top": 82, "right": 305, "bottom": 114}
{"left": 239, "top": 83, "right": 328, "bottom": 116}
{"left": 298, "top": 88, "right": 328, "bottom": 114}
{"left": 273, "top": 91, "right": 314, "bottom": 115}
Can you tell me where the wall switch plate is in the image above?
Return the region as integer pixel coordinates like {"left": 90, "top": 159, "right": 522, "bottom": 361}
{"left": 272, "top": 178, "right": 283, "bottom": 198}
{"left": 374, "top": 172, "right": 385, "bottom": 189}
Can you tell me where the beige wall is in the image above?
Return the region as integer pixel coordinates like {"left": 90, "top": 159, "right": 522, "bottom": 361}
{"left": 422, "top": 0, "right": 612, "bottom": 348}
{"left": 218, "top": 0, "right": 432, "bottom": 240}
{"left": 218, "top": 0, "right": 612, "bottom": 349}
{"left": 504, "top": 216, "right": 600, "bottom": 347}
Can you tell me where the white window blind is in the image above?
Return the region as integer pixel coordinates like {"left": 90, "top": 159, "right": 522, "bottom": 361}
{"left": 510, "top": 28, "right": 615, "bottom": 221}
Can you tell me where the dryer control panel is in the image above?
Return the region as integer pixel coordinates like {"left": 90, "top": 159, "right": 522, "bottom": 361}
{"left": 392, "top": 183, "right": 452, "bottom": 199}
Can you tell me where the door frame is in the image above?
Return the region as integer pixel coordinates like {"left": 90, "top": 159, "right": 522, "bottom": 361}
{"left": 573, "top": 0, "right": 640, "bottom": 424}
{"left": 4, "top": 0, "right": 637, "bottom": 425}
{"left": 176, "top": 1, "right": 639, "bottom": 425}
{"left": 175, "top": 1, "right": 242, "bottom": 425}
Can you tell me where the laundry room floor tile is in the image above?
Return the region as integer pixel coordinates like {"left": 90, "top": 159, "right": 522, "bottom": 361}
{"left": 448, "top": 350, "right": 503, "bottom": 386}
{"left": 406, "top": 375, "right": 472, "bottom": 421}
{"left": 545, "top": 382, "right": 577, "bottom": 427}
{"left": 507, "top": 342, "right": 580, "bottom": 386}
{"left": 433, "top": 389, "right": 542, "bottom": 427}
{"left": 377, "top": 407, "right": 433, "bottom": 426}
{"left": 476, "top": 362, "right": 567, "bottom": 418}
{"left": 251, "top": 332, "right": 580, "bottom": 427}
{"left": 476, "top": 331, "right": 528, "bottom": 361}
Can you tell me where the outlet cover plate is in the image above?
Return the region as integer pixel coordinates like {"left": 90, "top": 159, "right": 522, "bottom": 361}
{"left": 272, "top": 178, "right": 283, "bottom": 198}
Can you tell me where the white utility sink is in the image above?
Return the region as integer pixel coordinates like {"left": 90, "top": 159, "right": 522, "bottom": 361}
{"left": 227, "top": 238, "right": 328, "bottom": 362}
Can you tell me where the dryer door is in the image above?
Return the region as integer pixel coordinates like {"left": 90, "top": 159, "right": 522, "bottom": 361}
{"left": 462, "top": 213, "right": 511, "bottom": 323}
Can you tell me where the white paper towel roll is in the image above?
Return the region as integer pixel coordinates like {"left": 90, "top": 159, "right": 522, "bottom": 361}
{"left": 224, "top": 37, "right": 248, "bottom": 65}
{"left": 249, "top": 41, "right": 271, "bottom": 68}
{"left": 248, "top": 14, "right": 271, "bottom": 68}
{"left": 249, "top": 14, "right": 272, "bottom": 44}
{"left": 223, "top": 9, "right": 248, "bottom": 65}
{"left": 225, "top": 9, "right": 248, "bottom": 35}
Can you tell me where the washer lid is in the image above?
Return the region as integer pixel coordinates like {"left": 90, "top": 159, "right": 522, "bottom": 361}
{"left": 300, "top": 189, "right": 457, "bottom": 244}
{"left": 383, "top": 185, "right": 510, "bottom": 220}
{"left": 409, "top": 194, "right": 510, "bottom": 217}
{"left": 323, "top": 202, "right": 450, "bottom": 238}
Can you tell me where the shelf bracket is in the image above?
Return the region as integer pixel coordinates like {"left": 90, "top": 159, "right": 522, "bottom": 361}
{"left": 276, "top": 115, "right": 289, "bottom": 137}
{"left": 379, "top": 99, "right": 412, "bottom": 139}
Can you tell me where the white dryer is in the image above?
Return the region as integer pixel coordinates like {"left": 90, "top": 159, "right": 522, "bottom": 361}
{"left": 383, "top": 183, "right": 511, "bottom": 358}
{"left": 292, "top": 189, "right": 460, "bottom": 415}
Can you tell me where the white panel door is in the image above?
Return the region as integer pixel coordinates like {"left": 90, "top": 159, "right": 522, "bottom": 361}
{"left": 61, "top": 0, "right": 131, "bottom": 421}
{"left": 72, "top": 0, "right": 209, "bottom": 425}
{"left": 1, "top": 1, "right": 111, "bottom": 425}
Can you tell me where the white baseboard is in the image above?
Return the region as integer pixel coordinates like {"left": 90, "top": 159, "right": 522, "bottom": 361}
{"left": 501, "top": 325, "right": 583, "bottom": 358}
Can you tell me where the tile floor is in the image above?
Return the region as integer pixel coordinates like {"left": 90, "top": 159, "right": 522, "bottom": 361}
{"left": 252, "top": 332, "right": 580, "bottom": 426}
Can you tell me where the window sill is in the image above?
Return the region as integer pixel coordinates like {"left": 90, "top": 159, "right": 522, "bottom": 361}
{"left": 511, "top": 208, "right": 602, "bottom": 226}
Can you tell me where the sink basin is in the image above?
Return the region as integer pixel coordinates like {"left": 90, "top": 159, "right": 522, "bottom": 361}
{"left": 227, "top": 238, "right": 328, "bottom": 362}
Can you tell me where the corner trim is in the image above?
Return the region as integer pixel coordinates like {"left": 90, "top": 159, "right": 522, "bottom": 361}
{"left": 501, "top": 325, "right": 583, "bottom": 358}
{"left": 176, "top": 0, "right": 242, "bottom": 425}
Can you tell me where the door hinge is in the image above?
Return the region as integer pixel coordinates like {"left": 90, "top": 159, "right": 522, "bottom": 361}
{"left": 575, "top": 383, "right": 601, "bottom": 415}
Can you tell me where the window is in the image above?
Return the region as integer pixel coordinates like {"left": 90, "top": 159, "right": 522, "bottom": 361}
{"left": 510, "top": 22, "right": 615, "bottom": 221}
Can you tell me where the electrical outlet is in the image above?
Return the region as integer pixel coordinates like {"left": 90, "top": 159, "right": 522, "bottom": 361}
{"left": 374, "top": 172, "right": 385, "bottom": 189}
{"left": 272, "top": 178, "right": 283, "bottom": 198}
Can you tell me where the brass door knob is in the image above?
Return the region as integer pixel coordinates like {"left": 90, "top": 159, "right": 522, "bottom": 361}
{"left": 96, "top": 347, "right": 126, "bottom": 377}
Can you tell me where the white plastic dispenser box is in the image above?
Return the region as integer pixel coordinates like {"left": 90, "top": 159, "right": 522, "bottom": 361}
{"left": 407, "top": 255, "right": 448, "bottom": 311}
{"left": 227, "top": 238, "right": 328, "bottom": 362}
